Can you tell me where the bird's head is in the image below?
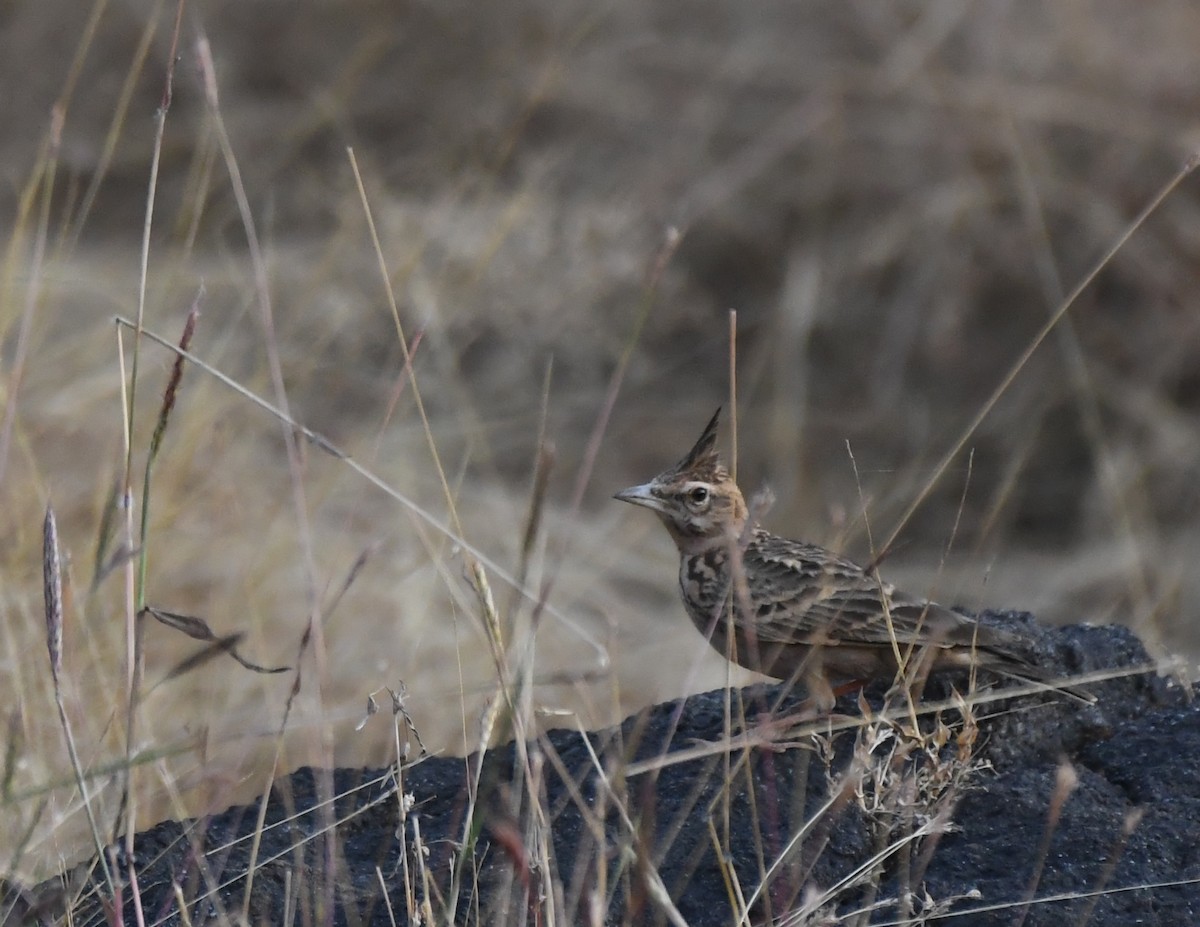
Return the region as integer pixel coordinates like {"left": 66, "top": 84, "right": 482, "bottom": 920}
{"left": 614, "top": 409, "right": 749, "bottom": 554}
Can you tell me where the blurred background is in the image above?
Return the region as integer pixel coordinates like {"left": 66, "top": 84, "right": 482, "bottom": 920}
{"left": 3, "top": 0, "right": 1200, "bottom": 877}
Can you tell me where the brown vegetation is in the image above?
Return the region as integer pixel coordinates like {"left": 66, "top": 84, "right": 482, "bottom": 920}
{"left": 1, "top": 0, "right": 1198, "bottom": 896}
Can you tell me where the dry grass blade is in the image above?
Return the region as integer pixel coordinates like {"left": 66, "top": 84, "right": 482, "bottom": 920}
{"left": 170, "top": 40, "right": 355, "bottom": 907}
{"left": 323, "top": 543, "right": 380, "bottom": 624}
{"left": 114, "top": 316, "right": 345, "bottom": 457}
{"left": 866, "top": 874, "right": 1200, "bottom": 926}
{"left": 124, "top": 0, "right": 185, "bottom": 493}
{"left": 112, "top": 315, "right": 609, "bottom": 659}
{"left": 880, "top": 150, "right": 1200, "bottom": 558}
{"left": 347, "top": 147, "right": 468, "bottom": 542}
{"left": 158, "top": 634, "right": 250, "bottom": 681}
{"left": 147, "top": 297, "right": 200, "bottom": 464}
{"left": 0, "top": 107, "right": 59, "bottom": 488}
{"left": 566, "top": 720, "right": 691, "bottom": 927}
{"left": 140, "top": 606, "right": 290, "bottom": 678}
{"left": 113, "top": 294, "right": 202, "bottom": 898}
{"left": 527, "top": 226, "right": 682, "bottom": 654}
{"left": 139, "top": 298, "right": 204, "bottom": 578}
{"left": 235, "top": 523, "right": 380, "bottom": 919}
{"left": 137, "top": 296, "right": 201, "bottom": 599}
{"left": 1012, "top": 760, "right": 1079, "bottom": 927}
{"left": 42, "top": 507, "right": 63, "bottom": 686}
{"left": 569, "top": 226, "right": 681, "bottom": 515}
{"left": 387, "top": 685, "right": 428, "bottom": 759}
{"left": 1071, "top": 808, "right": 1145, "bottom": 927}
{"left": 109, "top": 771, "right": 402, "bottom": 922}
{"left": 1, "top": 713, "right": 20, "bottom": 805}
{"left": 509, "top": 437, "right": 554, "bottom": 630}
{"left": 626, "top": 661, "right": 1157, "bottom": 780}
{"left": 88, "top": 480, "right": 129, "bottom": 592}
{"left": 61, "top": 3, "right": 163, "bottom": 252}
{"left": 112, "top": 14, "right": 187, "bottom": 919}
{"left": 42, "top": 505, "right": 116, "bottom": 900}
{"left": 729, "top": 309, "right": 738, "bottom": 481}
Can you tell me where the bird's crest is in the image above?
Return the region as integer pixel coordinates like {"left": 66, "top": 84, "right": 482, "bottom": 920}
{"left": 667, "top": 408, "right": 725, "bottom": 482}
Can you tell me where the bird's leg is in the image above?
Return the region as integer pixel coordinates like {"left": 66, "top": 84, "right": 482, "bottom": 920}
{"left": 883, "top": 645, "right": 941, "bottom": 726}
{"left": 742, "top": 668, "right": 860, "bottom": 744}
{"left": 805, "top": 667, "right": 838, "bottom": 716}
{"left": 761, "top": 661, "right": 836, "bottom": 721}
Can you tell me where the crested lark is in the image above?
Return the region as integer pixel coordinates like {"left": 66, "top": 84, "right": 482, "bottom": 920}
{"left": 615, "top": 409, "right": 1071, "bottom": 711}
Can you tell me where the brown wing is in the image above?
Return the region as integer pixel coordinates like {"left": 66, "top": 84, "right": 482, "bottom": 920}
{"left": 739, "top": 529, "right": 1019, "bottom": 654}
{"left": 732, "top": 529, "right": 1095, "bottom": 700}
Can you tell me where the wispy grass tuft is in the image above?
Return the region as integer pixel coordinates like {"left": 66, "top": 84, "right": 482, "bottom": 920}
{"left": 44, "top": 504, "right": 116, "bottom": 903}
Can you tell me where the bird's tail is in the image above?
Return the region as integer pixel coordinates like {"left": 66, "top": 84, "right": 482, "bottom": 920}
{"left": 986, "top": 658, "right": 1096, "bottom": 705}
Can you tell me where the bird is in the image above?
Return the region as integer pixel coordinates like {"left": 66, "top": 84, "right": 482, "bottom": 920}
{"left": 614, "top": 408, "right": 1076, "bottom": 712}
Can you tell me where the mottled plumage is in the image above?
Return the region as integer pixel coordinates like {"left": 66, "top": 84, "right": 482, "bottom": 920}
{"left": 616, "top": 409, "right": 1063, "bottom": 711}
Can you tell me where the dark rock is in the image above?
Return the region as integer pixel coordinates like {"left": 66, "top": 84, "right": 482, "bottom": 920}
{"left": 20, "top": 615, "right": 1199, "bottom": 926}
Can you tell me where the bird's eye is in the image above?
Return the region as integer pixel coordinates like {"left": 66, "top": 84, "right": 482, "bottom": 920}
{"left": 688, "top": 486, "right": 710, "bottom": 505}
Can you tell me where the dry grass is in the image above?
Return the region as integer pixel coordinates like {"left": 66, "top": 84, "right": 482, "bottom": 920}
{"left": 1, "top": 1, "right": 1198, "bottom": 907}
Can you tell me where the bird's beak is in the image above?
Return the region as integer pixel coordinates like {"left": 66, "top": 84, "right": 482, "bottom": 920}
{"left": 614, "top": 481, "right": 667, "bottom": 513}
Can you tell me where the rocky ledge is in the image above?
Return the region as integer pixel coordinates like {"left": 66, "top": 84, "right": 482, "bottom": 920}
{"left": 9, "top": 612, "right": 1199, "bottom": 926}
